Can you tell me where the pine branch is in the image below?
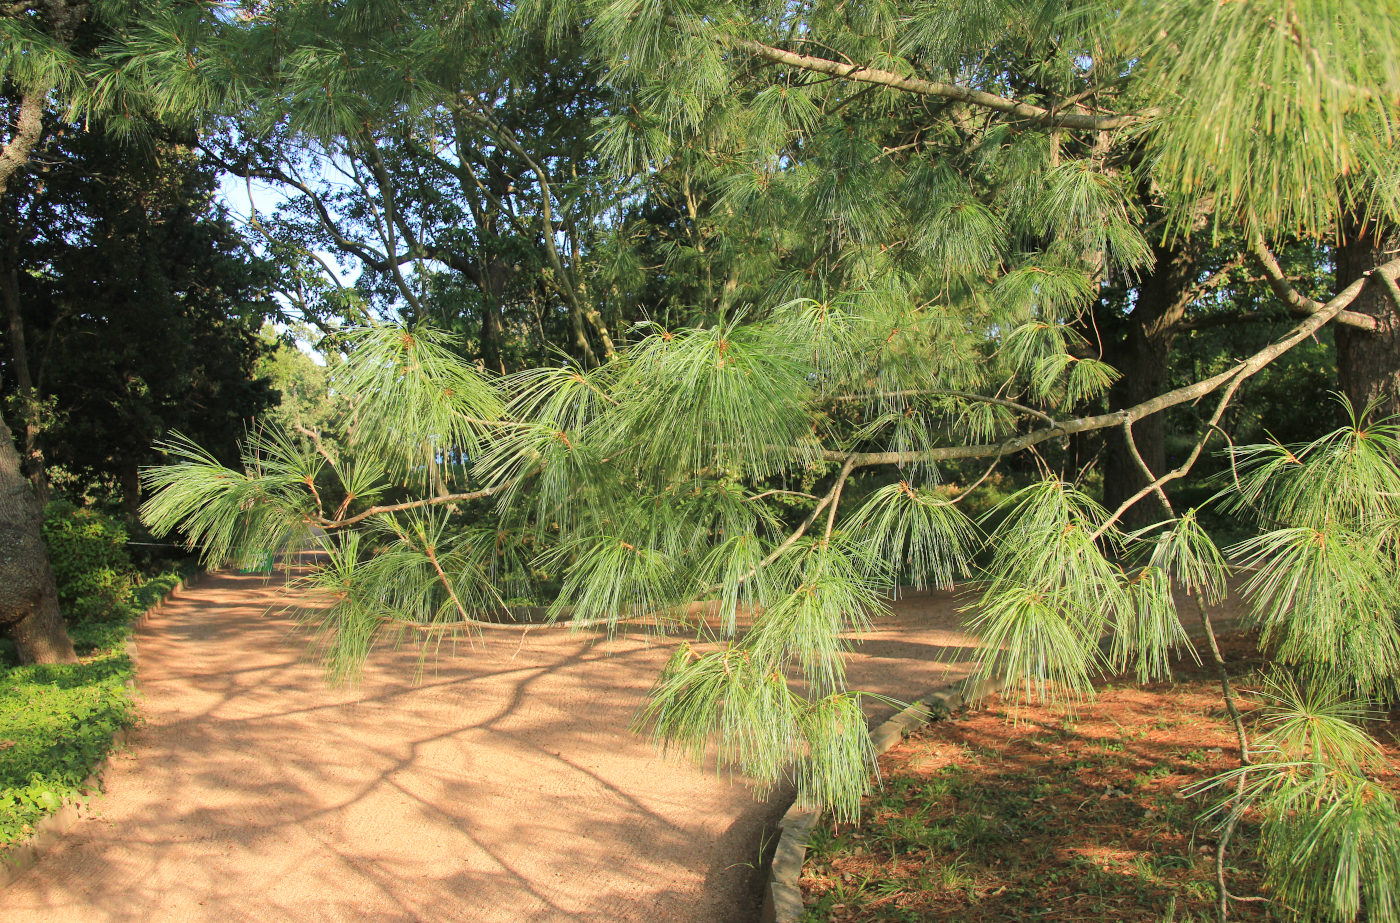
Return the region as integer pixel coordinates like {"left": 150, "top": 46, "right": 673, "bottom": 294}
{"left": 1248, "top": 231, "right": 1383, "bottom": 331}
{"left": 825, "top": 255, "right": 1400, "bottom": 470}
{"left": 1093, "top": 371, "right": 1247, "bottom": 539}
{"left": 726, "top": 37, "right": 1152, "bottom": 131}
{"left": 829, "top": 389, "right": 1059, "bottom": 428}
{"left": 315, "top": 481, "right": 513, "bottom": 529}
{"left": 1122, "top": 418, "right": 1173, "bottom": 518}
{"left": 823, "top": 455, "right": 857, "bottom": 541}
{"left": 1378, "top": 266, "right": 1400, "bottom": 316}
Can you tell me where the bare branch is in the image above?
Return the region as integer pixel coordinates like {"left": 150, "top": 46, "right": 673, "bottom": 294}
{"left": 198, "top": 146, "right": 406, "bottom": 275}
{"left": 293, "top": 422, "right": 339, "bottom": 468}
{"left": 458, "top": 100, "right": 618, "bottom": 360}
{"left": 1248, "top": 230, "right": 1382, "bottom": 330}
{"left": 1092, "top": 373, "right": 1245, "bottom": 540}
{"left": 823, "top": 455, "right": 857, "bottom": 541}
{"left": 1122, "top": 418, "right": 1173, "bottom": 518}
{"left": 361, "top": 137, "right": 428, "bottom": 315}
{"left": 1379, "top": 265, "right": 1400, "bottom": 315}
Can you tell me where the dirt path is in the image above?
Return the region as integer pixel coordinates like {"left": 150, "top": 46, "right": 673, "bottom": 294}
{"left": 4, "top": 573, "right": 981, "bottom": 922}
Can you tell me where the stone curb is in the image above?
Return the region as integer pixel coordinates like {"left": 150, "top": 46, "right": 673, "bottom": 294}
{"left": 759, "top": 674, "right": 1004, "bottom": 923}
{"left": 0, "top": 574, "right": 195, "bottom": 889}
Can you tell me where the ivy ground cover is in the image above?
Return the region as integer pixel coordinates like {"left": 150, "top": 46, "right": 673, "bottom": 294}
{"left": 0, "top": 572, "right": 183, "bottom": 847}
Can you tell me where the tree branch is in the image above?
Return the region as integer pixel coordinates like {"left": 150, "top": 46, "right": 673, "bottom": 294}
{"left": 828, "top": 389, "right": 1059, "bottom": 428}
{"left": 0, "top": 88, "right": 48, "bottom": 199}
{"left": 1092, "top": 371, "right": 1246, "bottom": 539}
{"left": 726, "top": 37, "right": 1151, "bottom": 131}
{"left": 1248, "top": 231, "right": 1382, "bottom": 330}
{"left": 314, "top": 481, "right": 512, "bottom": 529}
{"left": 459, "top": 100, "right": 618, "bottom": 360}
{"left": 823, "top": 455, "right": 857, "bottom": 541}
{"left": 824, "top": 256, "right": 1400, "bottom": 470}
{"left": 361, "top": 136, "right": 428, "bottom": 315}
{"left": 199, "top": 146, "right": 406, "bottom": 275}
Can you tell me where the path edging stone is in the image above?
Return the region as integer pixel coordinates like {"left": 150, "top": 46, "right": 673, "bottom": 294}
{"left": 0, "top": 575, "right": 193, "bottom": 889}
{"left": 759, "top": 675, "right": 1003, "bottom": 923}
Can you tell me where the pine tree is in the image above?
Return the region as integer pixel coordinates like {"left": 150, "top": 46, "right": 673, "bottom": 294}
{"left": 138, "top": 1, "right": 1400, "bottom": 918}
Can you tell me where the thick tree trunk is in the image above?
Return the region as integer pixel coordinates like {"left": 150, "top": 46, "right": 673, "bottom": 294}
{"left": 1335, "top": 217, "right": 1400, "bottom": 418}
{"left": 0, "top": 89, "right": 47, "bottom": 199}
{"left": 0, "top": 409, "right": 76, "bottom": 663}
{"left": 1101, "top": 244, "right": 1197, "bottom": 527}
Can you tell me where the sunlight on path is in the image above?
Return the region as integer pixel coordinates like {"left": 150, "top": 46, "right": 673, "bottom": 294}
{"left": 4, "top": 573, "right": 979, "bottom": 922}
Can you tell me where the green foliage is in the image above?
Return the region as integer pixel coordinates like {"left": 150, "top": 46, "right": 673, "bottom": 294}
{"left": 3, "top": 119, "right": 277, "bottom": 503}
{"left": 969, "top": 481, "right": 1199, "bottom": 703}
{"left": 1186, "top": 405, "right": 1400, "bottom": 923}
{"left": 40, "top": 501, "right": 133, "bottom": 623}
{"left": 1227, "top": 409, "right": 1400, "bottom": 697}
{"left": 0, "top": 648, "right": 133, "bottom": 846}
{"left": 843, "top": 482, "right": 978, "bottom": 592}
{"left": 117, "top": 0, "right": 1400, "bottom": 912}
{"left": 1197, "top": 673, "right": 1400, "bottom": 923}
{"left": 0, "top": 564, "right": 183, "bottom": 847}
{"left": 1131, "top": 0, "right": 1400, "bottom": 236}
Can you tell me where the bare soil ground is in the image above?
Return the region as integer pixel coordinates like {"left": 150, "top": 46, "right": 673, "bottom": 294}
{"left": 799, "top": 633, "right": 1400, "bottom": 922}
{"left": 3, "top": 573, "right": 984, "bottom": 922}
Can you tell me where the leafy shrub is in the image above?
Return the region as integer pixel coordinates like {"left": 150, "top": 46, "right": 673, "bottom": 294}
{"left": 0, "top": 500, "right": 191, "bottom": 846}
{"left": 40, "top": 500, "right": 135, "bottom": 623}
{"left": 0, "top": 648, "right": 135, "bottom": 846}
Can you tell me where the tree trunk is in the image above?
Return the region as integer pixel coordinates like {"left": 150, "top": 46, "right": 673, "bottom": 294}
{"left": 1335, "top": 216, "right": 1400, "bottom": 418}
{"left": 482, "top": 296, "right": 505, "bottom": 375}
{"left": 0, "top": 409, "right": 76, "bottom": 663}
{"left": 3, "top": 234, "right": 48, "bottom": 501}
{"left": 122, "top": 460, "right": 142, "bottom": 521}
{"left": 1101, "top": 244, "right": 1197, "bottom": 527}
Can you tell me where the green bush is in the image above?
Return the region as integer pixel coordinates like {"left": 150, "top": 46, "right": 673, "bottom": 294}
{"left": 0, "top": 501, "right": 191, "bottom": 845}
{"left": 40, "top": 500, "right": 135, "bottom": 623}
{"left": 0, "top": 647, "right": 135, "bottom": 845}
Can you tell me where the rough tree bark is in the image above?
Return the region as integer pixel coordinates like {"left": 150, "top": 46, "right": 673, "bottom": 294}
{"left": 0, "top": 409, "right": 76, "bottom": 663}
{"left": 1335, "top": 215, "right": 1400, "bottom": 418}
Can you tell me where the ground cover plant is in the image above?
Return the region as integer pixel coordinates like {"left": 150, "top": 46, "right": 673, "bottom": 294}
{"left": 800, "top": 634, "right": 1400, "bottom": 922}
{"left": 0, "top": 504, "right": 187, "bottom": 847}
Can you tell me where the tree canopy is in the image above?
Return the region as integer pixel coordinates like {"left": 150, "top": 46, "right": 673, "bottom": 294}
{"left": 2, "top": 115, "right": 276, "bottom": 511}
{"left": 5, "top": 0, "right": 1400, "bottom": 918}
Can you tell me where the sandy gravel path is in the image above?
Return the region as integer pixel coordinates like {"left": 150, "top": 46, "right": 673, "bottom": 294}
{"left": 4, "top": 572, "right": 981, "bottom": 922}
